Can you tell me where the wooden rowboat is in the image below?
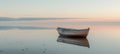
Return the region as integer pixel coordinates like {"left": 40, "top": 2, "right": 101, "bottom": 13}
{"left": 57, "top": 36, "right": 90, "bottom": 48}
{"left": 57, "top": 27, "right": 90, "bottom": 38}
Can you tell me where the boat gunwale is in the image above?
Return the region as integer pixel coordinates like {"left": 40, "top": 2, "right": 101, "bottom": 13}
{"left": 57, "top": 27, "right": 89, "bottom": 31}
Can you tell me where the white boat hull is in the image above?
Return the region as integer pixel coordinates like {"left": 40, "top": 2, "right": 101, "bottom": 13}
{"left": 57, "top": 27, "right": 90, "bottom": 38}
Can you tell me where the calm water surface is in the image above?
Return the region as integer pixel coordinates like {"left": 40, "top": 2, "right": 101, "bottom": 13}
{"left": 0, "top": 19, "right": 120, "bottom": 54}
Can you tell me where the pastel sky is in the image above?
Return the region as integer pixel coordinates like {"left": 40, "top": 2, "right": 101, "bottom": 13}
{"left": 0, "top": 0, "right": 120, "bottom": 19}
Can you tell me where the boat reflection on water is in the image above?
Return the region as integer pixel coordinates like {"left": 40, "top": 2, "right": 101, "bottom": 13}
{"left": 57, "top": 36, "right": 90, "bottom": 48}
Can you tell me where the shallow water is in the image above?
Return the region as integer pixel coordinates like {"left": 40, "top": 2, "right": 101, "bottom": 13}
{"left": 0, "top": 19, "right": 120, "bottom": 54}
